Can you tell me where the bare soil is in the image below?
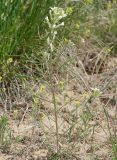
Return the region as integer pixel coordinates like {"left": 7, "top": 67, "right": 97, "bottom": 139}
{"left": 0, "top": 49, "right": 117, "bottom": 160}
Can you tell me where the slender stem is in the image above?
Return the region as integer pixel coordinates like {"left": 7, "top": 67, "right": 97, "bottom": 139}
{"left": 52, "top": 87, "right": 59, "bottom": 152}
{"left": 48, "top": 48, "right": 59, "bottom": 152}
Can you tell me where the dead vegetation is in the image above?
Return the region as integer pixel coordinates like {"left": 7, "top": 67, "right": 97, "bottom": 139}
{"left": 0, "top": 41, "right": 117, "bottom": 160}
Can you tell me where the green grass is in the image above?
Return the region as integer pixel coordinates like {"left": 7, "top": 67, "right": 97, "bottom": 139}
{"left": 0, "top": 0, "right": 117, "bottom": 81}
{"left": 0, "top": 0, "right": 57, "bottom": 80}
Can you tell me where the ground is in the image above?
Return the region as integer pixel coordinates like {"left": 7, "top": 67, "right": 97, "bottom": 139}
{"left": 0, "top": 44, "right": 117, "bottom": 160}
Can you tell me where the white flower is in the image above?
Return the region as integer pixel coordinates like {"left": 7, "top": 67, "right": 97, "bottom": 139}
{"left": 45, "top": 7, "right": 67, "bottom": 51}
{"left": 45, "top": 16, "right": 51, "bottom": 28}
{"left": 45, "top": 16, "right": 49, "bottom": 22}
{"left": 56, "top": 22, "right": 64, "bottom": 28}
{"left": 50, "top": 7, "right": 67, "bottom": 22}
{"left": 52, "top": 24, "right": 56, "bottom": 29}
{"left": 91, "top": 87, "right": 102, "bottom": 97}
{"left": 54, "top": 31, "right": 57, "bottom": 35}
{"left": 50, "top": 43, "right": 54, "bottom": 52}
{"left": 47, "top": 37, "right": 50, "bottom": 45}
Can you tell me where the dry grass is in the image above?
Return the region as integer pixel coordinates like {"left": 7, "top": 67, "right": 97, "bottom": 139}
{"left": 0, "top": 41, "right": 117, "bottom": 160}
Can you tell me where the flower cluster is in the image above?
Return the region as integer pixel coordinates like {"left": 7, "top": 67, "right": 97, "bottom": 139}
{"left": 45, "top": 7, "right": 67, "bottom": 52}
{"left": 91, "top": 87, "right": 102, "bottom": 98}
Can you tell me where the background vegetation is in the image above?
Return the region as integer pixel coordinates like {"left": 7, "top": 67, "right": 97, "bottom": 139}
{"left": 0, "top": 0, "right": 117, "bottom": 160}
{"left": 0, "top": 0, "right": 117, "bottom": 81}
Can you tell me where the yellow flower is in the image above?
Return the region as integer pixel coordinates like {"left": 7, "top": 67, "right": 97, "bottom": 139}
{"left": 40, "top": 85, "right": 46, "bottom": 93}
{"left": 59, "top": 80, "right": 65, "bottom": 90}
{"left": 59, "top": 80, "right": 64, "bottom": 86}
{"left": 64, "top": 38, "right": 69, "bottom": 44}
{"left": 107, "top": 48, "right": 111, "bottom": 53}
{"left": 66, "top": 7, "right": 73, "bottom": 15}
{"left": 0, "top": 76, "right": 2, "bottom": 82}
{"left": 7, "top": 58, "right": 13, "bottom": 64}
{"left": 33, "top": 97, "right": 40, "bottom": 104}
{"left": 107, "top": 2, "right": 112, "bottom": 9}
{"left": 3, "top": 88, "right": 6, "bottom": 92}
{"left": 74, "top": 100, "right": 80, "bottom": 107}
{"left": 76, "top": 23, "right": 80, "bottom": 30}
{"left": 85, "top": 29, "right": 90, "bottom": 35}
{"left": 105, "top": 46, "right": 113, "bottom": 53}
{"left": 13, "top": 109, "right": 18, "bottom": 117}
{"left": 83, "top": 91, "right": 90, "bottom": 99}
